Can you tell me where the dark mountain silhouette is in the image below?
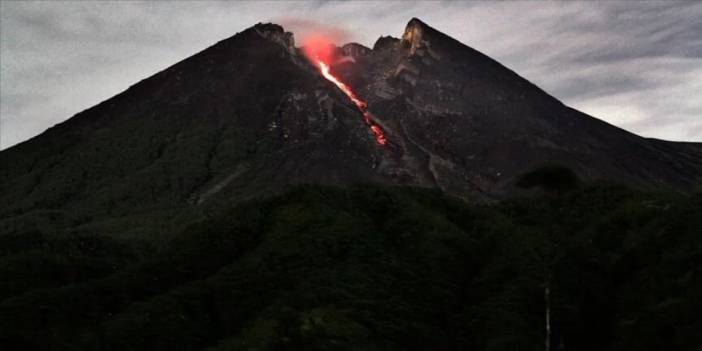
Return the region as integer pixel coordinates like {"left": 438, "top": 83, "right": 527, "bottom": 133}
{"left": 1, "top": 19, "right": 701, "bottom": 223}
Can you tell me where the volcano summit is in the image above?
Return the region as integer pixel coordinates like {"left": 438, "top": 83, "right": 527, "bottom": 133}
{"left": 0, "top": 19, "right": 702, "bottom": 213}
{"left": 2, "top": 18, "right": 700, "bottom": 216}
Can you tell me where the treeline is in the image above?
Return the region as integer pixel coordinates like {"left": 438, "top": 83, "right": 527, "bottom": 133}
{"left": 0, "top": 184, "right": 700, "bottom": 350}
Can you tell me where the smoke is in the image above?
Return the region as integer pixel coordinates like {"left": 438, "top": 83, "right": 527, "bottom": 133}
{"left": 275, "top": 17, "right": 352, "bottom": 47}
{"left": 275, "top": 18, "right": 351, "bottom": 66}
{"left": 283, "top": 17, "right": 387, "bottom": 146}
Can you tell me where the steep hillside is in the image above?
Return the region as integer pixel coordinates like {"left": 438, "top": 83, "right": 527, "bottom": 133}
{"left": 1, "top": 19, "right": 701, "bottom": 230}
{"left": 0, "top": 185, "right": 700, "bottom": 350}
{"left": 333, "top": 18, "right": 702, "bottom": 197}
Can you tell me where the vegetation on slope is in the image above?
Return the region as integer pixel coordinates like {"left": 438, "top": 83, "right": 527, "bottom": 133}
{"left": 0, "top": 184, "right": 700, "bottom": 350}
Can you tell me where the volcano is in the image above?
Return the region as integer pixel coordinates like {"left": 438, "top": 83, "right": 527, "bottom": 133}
{"left": 2, "top": 17, "right": 702, "bottom": 350}
{"left": 1, "top": 18, "right": 701, "bottom": 216}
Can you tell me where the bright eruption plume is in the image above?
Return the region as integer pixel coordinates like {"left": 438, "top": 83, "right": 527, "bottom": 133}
{"left": 302, "top": 36, "right": 387, "bottom": 146}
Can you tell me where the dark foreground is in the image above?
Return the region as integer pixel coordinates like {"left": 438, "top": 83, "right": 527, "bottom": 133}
{"left": 1, "top": 184, "right": 700, "bottom": 350}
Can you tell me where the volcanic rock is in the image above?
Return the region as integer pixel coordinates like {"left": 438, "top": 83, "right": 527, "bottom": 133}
{"left": 1, "top": 18, "right": 700, "bottom": 224}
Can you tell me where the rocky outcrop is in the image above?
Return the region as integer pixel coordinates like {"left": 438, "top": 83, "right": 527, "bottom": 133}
{"left": 332, "top": 18, "right": 702, "bottom": 197}
{"left": 253, "top": 22, "right": 296, "bottom": 56}
{"left": 341, "top": 43, "right": 371, "bottom": 60}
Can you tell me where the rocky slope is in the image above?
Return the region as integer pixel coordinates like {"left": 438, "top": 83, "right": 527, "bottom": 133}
{"left": 332, "top": 18, "right": 702, "bottom": 198}
{"left": 1, "top": 18, "right": 700, "bottom": 225}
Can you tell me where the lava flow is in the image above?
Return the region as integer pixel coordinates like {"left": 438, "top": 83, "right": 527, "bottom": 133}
{"left": 303, "top": 36, "right": 387, "bottom": 146}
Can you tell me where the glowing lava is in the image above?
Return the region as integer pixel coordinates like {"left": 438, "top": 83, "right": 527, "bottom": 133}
{"left": 317, "top": 62, "right": 387, "bottom": 145}
{"left": 303, "top": 36, "right": 387, "bottom": 146}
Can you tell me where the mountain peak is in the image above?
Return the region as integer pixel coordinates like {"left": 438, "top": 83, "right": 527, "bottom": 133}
{"left": 252, "top": 22, "right": 296, "bottom": 54}
{"left": 1, "top": 15, "right": 700, "bottom": 219}
{"left": 253, "top": 22, "right": 284, "bottom": 32}
{"left": 401, "top": 17, "right": 444, "bottom": 58}
{"left": 401, "top": 18, "right": 427, "bottom": 54}
{"left": 373, "top": 35, "right": 400, "bottom": 51}
{"left": 341, "top": 42, "right": 371, "bottom": 60}
{"left": 406, "top": 17, "right": 428, "bottom": 29}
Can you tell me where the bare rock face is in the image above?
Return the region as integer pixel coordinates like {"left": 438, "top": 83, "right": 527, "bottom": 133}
{"left": 252, "top": 22, "right": 297, "bottom": 56}
{"left": 373, "top": 36, "right": 400, "bottom": 51}
{"left": 1, "top": 18, "right": 700, "bottom": 221}
{"left": 341, "top": 43, "right": 371, "bottom": 60}
{"left": 333, "top": 18, "right": 702, "bottom": 198}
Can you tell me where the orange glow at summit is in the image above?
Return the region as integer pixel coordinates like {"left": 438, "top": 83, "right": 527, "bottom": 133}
{"left": 302, "top": 35, "right": 387, "bottom": 146}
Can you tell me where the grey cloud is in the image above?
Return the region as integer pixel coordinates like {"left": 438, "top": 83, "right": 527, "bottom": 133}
{"left": 1, "top": 0, "right": 701, "bottom": 149}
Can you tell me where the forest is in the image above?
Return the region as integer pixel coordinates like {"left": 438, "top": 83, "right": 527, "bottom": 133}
{"left": 0, "top": 180, "right": 700, "bottom": 350}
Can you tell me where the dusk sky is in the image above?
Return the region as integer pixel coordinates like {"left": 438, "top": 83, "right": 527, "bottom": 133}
{"left": 2, "top": 0, "right": 701, "bottom": 149}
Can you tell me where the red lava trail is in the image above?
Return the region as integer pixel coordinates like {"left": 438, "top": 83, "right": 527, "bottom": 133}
{"left": 302, "top": 35, "right": 387, "bottom": 146}
{"left": 316, "top": 61, "right": 387, "bottom": 146}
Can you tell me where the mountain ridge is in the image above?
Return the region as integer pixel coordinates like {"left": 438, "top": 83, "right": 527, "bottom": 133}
{"left": 1, "top": 18, "right": 700, "bottom": 224}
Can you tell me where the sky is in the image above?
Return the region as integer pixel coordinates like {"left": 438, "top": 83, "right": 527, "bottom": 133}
{"left": 1, "top": 1, "right": 701, "bottom": 149}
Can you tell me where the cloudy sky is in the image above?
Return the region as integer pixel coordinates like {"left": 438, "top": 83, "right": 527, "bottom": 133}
{"left": 1, "top": 1, "right": 701, "bottom": 149}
